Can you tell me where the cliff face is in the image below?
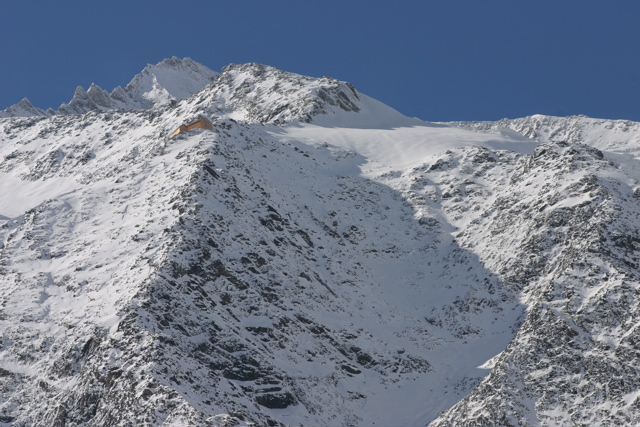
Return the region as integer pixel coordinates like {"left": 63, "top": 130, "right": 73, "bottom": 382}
{"left": 1, "top": 60, "right": 640, "bottom": 426}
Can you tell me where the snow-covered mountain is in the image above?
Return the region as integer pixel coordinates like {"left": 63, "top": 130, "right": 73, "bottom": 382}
{"left": 1, "top": 58, "right": 640, "bottom": 426}
{"left": 0, "top": 57, "right": 218, "bottom": 118}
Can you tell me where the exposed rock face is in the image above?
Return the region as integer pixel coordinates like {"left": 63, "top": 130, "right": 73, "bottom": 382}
{"left": 188, "top": 62, "right": 361, "bottom": 124}
{"left": 427, "top": 141, "right": 640, "bottom": 426}
{"left": 1, "top": 60, "right": 640, "bottom": 426}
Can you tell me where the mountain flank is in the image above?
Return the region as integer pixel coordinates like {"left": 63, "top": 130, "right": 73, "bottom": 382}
{"left": 1, "top": 58, "right": 640, "bottom": 426}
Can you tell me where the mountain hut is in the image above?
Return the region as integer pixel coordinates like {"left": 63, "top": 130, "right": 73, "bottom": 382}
{"left": 170, "top": 117, "right": 214, "bottom": 138}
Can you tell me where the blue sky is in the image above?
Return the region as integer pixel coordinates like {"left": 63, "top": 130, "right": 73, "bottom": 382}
{"left": 2, "top": 1, "right": 639, "bottom": 122}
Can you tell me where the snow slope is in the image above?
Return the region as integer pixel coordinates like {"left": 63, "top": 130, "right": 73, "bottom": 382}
{"left": 1, "top": 60, "right": 640, "bottom": 426}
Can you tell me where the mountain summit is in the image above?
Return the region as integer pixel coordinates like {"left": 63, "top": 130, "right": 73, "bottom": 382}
{"left": 1, "top": 58, "right": 640, "bottom": 426}
{"left": 0, "top": 57, "right": 219, "bottom": 117}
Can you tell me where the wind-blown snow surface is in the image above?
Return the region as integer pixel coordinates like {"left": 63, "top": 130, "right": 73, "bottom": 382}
{"left": 1, "top": 60, "right": 640, "bottom": 426}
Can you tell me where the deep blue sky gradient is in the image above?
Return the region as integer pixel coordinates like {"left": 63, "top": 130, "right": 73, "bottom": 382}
{"left": 2, "top": 1, "right": 639, "bottom": 122}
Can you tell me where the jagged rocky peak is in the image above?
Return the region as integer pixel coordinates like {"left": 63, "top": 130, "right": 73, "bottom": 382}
{"left": 190, "top": 62, "right": 361, "bottom": 124}
{"left": 122, "top": 56, "right": 219, "bottom": 109}
{"left": 73, "top": 85, "right": 88, "bottom": 98}
{"left": 15, "top": 98, "right": 38, "bottom": 111}
{"left": 1, "top": 57, "right": 219, "bottom": 117}
{"left": 109, "top": 85, "right": 129, "bottom": 103}
{"left": 1, "top": 58, "right": 361, "bottom": 122}
{"left": 57, "top": 85, "right": 103, "bottom": 115}
{"left": 86, "top": 83, "right": 115, "bottom": 109}
{"left": 0, "top": 97, "right": 48, "bottom": 118}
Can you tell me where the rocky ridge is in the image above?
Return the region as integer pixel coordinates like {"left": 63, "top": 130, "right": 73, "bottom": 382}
{"left": 0, "top": 57, "right": 219, "bottom": 118}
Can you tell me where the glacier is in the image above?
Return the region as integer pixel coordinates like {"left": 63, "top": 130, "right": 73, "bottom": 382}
{"left": 1, "top": 57, "right": 640, "bottom": 426}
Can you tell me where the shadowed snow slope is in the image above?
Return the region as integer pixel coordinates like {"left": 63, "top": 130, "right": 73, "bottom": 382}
{"left": 1, "top": 60, "right": 640, "bottom": 427}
